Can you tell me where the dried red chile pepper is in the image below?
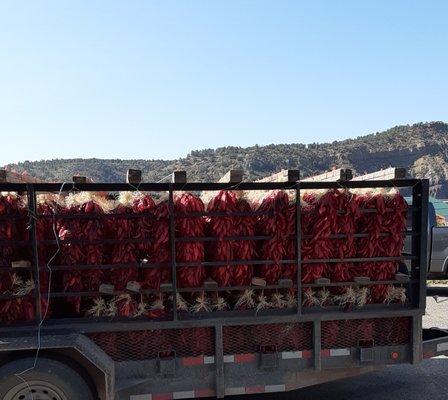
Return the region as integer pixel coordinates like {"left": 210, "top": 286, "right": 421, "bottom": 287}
{"left": 175, "top": 193, "right": 205, "bottom": 289}
{"left": 205, "top": 190, "right": 238, "bottom": 287}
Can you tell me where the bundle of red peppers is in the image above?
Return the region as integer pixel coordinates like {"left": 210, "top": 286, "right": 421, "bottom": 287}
{"left": 0, "top": 193, "right": 36, "bottom": 324}
{"left": 0, "top": 187, "right": 408, "bottom": 325}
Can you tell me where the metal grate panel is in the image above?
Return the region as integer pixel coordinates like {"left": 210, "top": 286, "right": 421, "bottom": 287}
{"left": 223, "top": 322, "right": 313, "bottom": 355}
{"left": 89, "top": 327, "right": 214, "bottom": 361}
{"left": 321, "top": 317, "right": 411, "bottom": 349}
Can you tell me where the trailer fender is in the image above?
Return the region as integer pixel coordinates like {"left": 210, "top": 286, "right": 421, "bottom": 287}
{"left": 0, "top": 333, "right": 115, "bottom": 400}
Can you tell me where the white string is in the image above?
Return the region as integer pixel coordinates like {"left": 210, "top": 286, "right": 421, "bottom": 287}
{"left": 14, "top": 182, "right": 69, "bottom": 399}
{"left": 156, "top": 173, "right": 174, "bottom": 183}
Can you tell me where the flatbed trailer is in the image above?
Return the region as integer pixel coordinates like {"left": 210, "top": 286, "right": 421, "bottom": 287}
{"left": 0, "top": 176, "right": 447, "bottom": 400}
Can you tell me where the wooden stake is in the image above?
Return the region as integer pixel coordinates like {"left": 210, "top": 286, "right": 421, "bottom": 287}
{"left": 352, "top": 167, "right": 406, "bottom": 181}
{"left": 126, "top": 169, "right": 142, "bottom": 184}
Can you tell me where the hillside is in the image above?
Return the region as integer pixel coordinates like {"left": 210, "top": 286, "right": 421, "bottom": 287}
{"left": 5, "top": 122, "right": 448, "bottom": 197}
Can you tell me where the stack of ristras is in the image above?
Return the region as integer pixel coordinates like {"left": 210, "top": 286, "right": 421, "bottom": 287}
{"left": 300, "top": 190, "right": 337, "bottom": 306}
{"left": 0, "top": 274, "right": 35, "bottom": 325}
{"left": 300, "top": 197, "right": 315, "bottom": 306}
{"left": 205, "top": 190, "right": 238, "bottom": 287}
{"left": 36, "top": 195, "right": 60, "bottom": 318}
{"left": 151, "top": 199, "right": 171, "bottom": 285}
{"left": 282, "top": 201, "right": 297, "bottom": 281}
{"left": 354, "top": 190, "right": 381, "bottom": 281}
{"left": 328, "top": 190, "right": 359, "bottom": 282}
{"left": 132, "top": 194, "right": 159, "bottom": 289}
{"left": 376, "top": 189, "right": 408, "bottom": 304}
{"left": 234, "top": 196, "right": 256, "bottom": 286}
{"left": 175, "top": 193, "right": 206, "bottom": 289}
{"left": 355, "top": 190, "right": 390, "bottom": 303}
{"left": 0, "top": 193, "right": 34, "bottom": 325}
{"left": 256, "top": 191, "right": 289, "bottom": 285}
{"left": 355, "top": 190, "right": 406, "bottom": 303}
{"left": 108, "top": 193, "right": 138, "bottom": 290}
{"left": 0, "top": 193, "right": 18, "bottom": 292}
{"left": 59, "top": 193, "right": 105, "bottom": 315}
{"left": 323, "top": 190, "right": 361, "bottom": 307}
{"left": 174, "top": 193, "right": 209, "bottom": 353}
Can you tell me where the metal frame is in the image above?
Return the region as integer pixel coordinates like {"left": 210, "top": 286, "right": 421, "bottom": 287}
{"left": 0, "top": 178, "right": 430, "bottom": 399}
{"left": 0, "top": 179, "right": 428, "bottom": 326}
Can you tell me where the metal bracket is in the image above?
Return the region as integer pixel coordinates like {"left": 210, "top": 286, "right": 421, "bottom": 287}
{"left": 359, "top": 340, "right": 375, "bottom": 363}
{"left": 259, "top": 346, "right": 278, "bottom": 370}
{"left": 158, "top": 352, "right": 176, "bottom": 377}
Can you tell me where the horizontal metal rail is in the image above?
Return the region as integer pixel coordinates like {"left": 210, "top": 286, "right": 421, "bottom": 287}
{"left": 0, "top": 206, "right": 418, "bottom": 221}
{"left": 0, "top": 178, "right": 422, "bottom": 193}
{"left": 0, "top": 230, "right": 420, "bottom": 247}
{"left": 0, "top": 253, "right": 417, "bottom": 272}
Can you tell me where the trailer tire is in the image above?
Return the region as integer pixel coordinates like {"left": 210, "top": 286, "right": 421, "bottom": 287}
{"left": 0, "top": 357, "right": 95, "bottom": 400}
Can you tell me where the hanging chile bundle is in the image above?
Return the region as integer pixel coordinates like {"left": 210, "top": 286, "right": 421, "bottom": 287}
{"left": 326, "top": 190, "right": 361, "bottom": 307}
{"left": 58, "top": 195, "right": 86, "bottom": 315}
{"left": 256, "top": 191, "right": 289, "bottom": 285}
{"left": 299, "top": 190, "right": 335, "bottom": 307}
{"left": 174, "top": 193, "right": 213, "bottom": 355}
{"left": 300, "top": 196, "right": 316, "bottom": 307}
{"left": 205, "top": 190, "right": 238, "bottom": 287}
{"left": 36, "top": 195, "right": 61, "bottom": 318}
{"left": 234, "top": 196, "right": 257, "bottom": 285}
{"left": 174, "top": 192, "right": 211, "bottom": 354}
{"left": 0, "top": 193, "right": 35, "bottom": 324}
{"left": 0, "top": 273, "right": 36, "bottom": 325}
{"left": 80, "top": 196, "right": 106, "bottom": 294}
{"left": 58, "top": 193, "right": 106, "bottom": 315}
{"left": 175, "top": 193, "right": 206, "bottom": 289}
{"left": 0, "top": 193, "right": 19, "bottom": 294}
{"left": 328, "top": 190, "right": 359, "bottom": 282}
{"left": 108, "top": 193, "right": 138, "bottom": 290}
{"left": 354, "top": 190, "right": 387, "bottom": 303}
{"left": 151, "top": 199, "right": 171, "bottom": 285}
{"left": 377, "top": 190, "right": 408, "bottom": 304}
{"left": 281, "top": 200, "right": 297, "bottom": 282}
{"left": 353, "top": 190, "right": 381, "bottom": 303}
{"left": 132, "top": 194, "right": 161, "bottom": 290}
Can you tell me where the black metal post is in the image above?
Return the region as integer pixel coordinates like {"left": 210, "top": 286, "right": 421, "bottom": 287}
{"left": 314, "top": 319, "right": 322, "bottom": 370}
{"left": 418, "top": 180, "right": 429, "bottom": 310}
{"left": 295, "top": 182, "right": 302, "bottom": 315}
{"left": 27, "top": 184, "right": 41, "bottom": 323}
{"left": 214, "top": 323, "right": 225, "bottom": 398}
{"left": 168, "top": 183, "right": 178, "bottom": 320}
{"left": 412, "top": 314, "right": 423, "bottom": 364}
{"left": 410, "top": 180, "right": 429, "bottom": 310}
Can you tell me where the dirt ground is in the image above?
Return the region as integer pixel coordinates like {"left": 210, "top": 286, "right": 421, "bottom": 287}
{"left": 424, "top": 286, "right": 448, "bottom": 329}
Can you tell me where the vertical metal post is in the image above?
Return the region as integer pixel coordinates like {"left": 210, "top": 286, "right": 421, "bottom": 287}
{"left": 215, "top": 324, "right": 225, "bottom": 398}
{"left": 27, "top": 184, "right": 41, "bottom": 322}
{"left": 418, "top": 180, "right": 429, "bottom": 311}
{"left": 410, "top": 180, "right": 428, "bottom": 365}
{"left": 313, "top": 320, "right": 322, "bottom": 370}
{"left": 295, "top": 182, "right": 302, "bottom": 315}
{"left": 411, "top": 180, "right": 429, "bottom": 310}
{"left": 168, "top": 183, "right": 178, "bottom": 320}
{"left": 412, "top": 315, "right": 423, "bottom": 364}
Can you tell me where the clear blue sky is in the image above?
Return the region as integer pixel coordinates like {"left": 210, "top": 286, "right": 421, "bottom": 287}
{"left": 1, "top": 1, "right": 447, "bottom": 165}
